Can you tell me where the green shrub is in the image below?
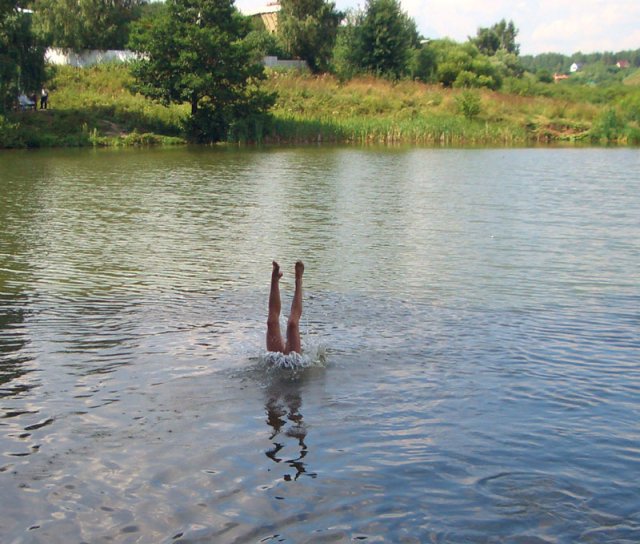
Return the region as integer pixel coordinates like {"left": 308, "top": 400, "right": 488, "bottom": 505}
{"left": 591, "top": 108, "right": 623, "bottom": 141}
{"left": 618, "top": 92, "right": 640, "bottom": 122}
{"left": 625, "top": 125, "right": 640, "bottom": 144}
{"left": 0, "top": 116, "right": 24, "bottom": 148}
{"left": 455, "top": 90, "right": 482, "bottom": 120}
{"left": 537, "top": 69, "right": 553, "bottom": 83}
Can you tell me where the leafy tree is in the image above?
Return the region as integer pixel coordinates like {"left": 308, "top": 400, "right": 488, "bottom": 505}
{"left": 536, "top": 69, "right": 553, "bottom": 83}
{"left": 244, "top": 28, "right": 287, "bottom": 59}
{"left": 360, "top": 0, "right": 418, "bottom": 78}
{"left": 492, "top": 48, "right": 523, "bottom": 78}
{"left": 473, "top": 27, "right": 500, "bottom": 56}
{"left": 330, "top": 8, "right": 361, "bottom": 80}
{"left": 1, "top": 3, "right": 45, "bottom": 113}
{"left": 137, "top": 0, "right": 167, "bottom": 21}
{"left": 410, "top": 43, "right": 437, "bottom": 82}
{"left": 278, "top": 0, "right": 342, "bottom": 73}
{"left": 472, "top": 19, "right": 519, "bottom": 56}
{"left": 340, "top": 0, "right": 418, "bottom": 79}
{"left": 244, "top": 13, "right": 287, "bottom": 59}
{"left": 455, "top": 89, "right": 482, "bottom": 120}
{"left": 128, "top": 0, "right": 275, "bottom": 142}
{"left": 33, "top": 0, "right": 144, "bottom": 50}
{"left": 431, "top": 40, "right": 501, "bottom": 89}
{"left": 519, "top": 52, "right": 570, "bottom": 75}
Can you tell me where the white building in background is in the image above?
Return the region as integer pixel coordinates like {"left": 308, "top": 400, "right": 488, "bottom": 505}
{"left": 243, "top": 2, "right": 281, "bottom": 34}
{"left": 45, "top": 48, "right": 139, "bottom": 67}
{"left": 45, "top": 2, "right": 305, "bottom": 71}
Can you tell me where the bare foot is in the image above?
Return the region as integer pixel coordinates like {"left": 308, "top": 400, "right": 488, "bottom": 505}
{"left": 295, "top": 260, "right": 304, "bottom": 280}
{"left": 272, "top": 261, "right": 283, "bottom": 280}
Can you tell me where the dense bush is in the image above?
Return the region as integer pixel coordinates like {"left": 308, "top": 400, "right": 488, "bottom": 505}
{"left": 455, "top": 90, "right": 482, "bottom": 120}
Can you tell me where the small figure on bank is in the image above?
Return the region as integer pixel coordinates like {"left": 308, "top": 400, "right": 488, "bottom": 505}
{"left": 40, "top": 88, "right": 49, "bottom": 110}
{"left": 267, "top": 261, "right": 304, "bottom": 355}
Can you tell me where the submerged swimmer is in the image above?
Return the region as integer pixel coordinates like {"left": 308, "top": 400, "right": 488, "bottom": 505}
{"left": 267, "top": 260, "right": 304, "bottom": 355}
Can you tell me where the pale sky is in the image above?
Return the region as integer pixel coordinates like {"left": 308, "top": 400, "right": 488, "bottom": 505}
{"left": 234, "top": 0, "right": 640, "bottom": 56}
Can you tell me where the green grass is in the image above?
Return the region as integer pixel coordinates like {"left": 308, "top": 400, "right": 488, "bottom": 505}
{"left": 262, "top": 72, "right": 620, "bottom": 144}
{"left": 623, "top": 68, "right": 640, "bottom": 86}
{"left": 2, "top": 63, "right": 639, "bottom": 148}
{"left": 1, "top": 63, "right": 187, "bottom": 148}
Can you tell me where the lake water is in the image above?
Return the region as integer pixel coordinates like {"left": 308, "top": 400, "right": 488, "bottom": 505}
{"left": 0, "top": 146, "right": 639, "bottom": 544}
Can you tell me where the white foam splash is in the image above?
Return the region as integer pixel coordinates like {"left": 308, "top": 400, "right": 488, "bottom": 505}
{"left": 260, "top": 340, "right": 327, "bottom": 370}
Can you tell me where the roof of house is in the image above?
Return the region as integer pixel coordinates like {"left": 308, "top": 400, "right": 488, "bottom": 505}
{"left": 243, "top": 2, "right": 280, "bottom": 16}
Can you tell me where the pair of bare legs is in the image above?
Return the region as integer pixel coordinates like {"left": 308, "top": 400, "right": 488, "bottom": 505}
{"left": 267, "top": 261, "right": 304, "bottom": 354}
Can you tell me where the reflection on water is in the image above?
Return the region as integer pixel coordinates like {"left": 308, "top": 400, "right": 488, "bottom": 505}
{"left": 264, "top": 374, "right": 314, "bottom": 482}
{"left": 0, "top": 146, "right": 639, "bottom": 543}
{"left": 0, "top": 302, "right": 33, "bottom": 397}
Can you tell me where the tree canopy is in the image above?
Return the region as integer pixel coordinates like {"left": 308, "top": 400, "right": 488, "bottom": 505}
{"left": 430, "top": 40, "right": 502, "bottom": 89}
{"left": 1, "top": 2, "right": 45, "bottom": 113}
{"left": 359, "top": 0, "right": 418, "bottom": 78}
{"left": 128, "top": 0, "right": 274, "bottom": 142}
{"left": 278, "top": 0, "right": 342, "bottom": 73}
{"left": 472, "top": 19, "right": 519, "bottom": 56}
{"left": 334, "top": 0, "right": 418, "bottom": 80}
{"left": 32, "top": 0, "right": 144, "bottom": 50}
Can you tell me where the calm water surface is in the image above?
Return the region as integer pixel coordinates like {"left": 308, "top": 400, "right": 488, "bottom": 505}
{"left": 0, "top": 146, "right": 639, "bottom": 543}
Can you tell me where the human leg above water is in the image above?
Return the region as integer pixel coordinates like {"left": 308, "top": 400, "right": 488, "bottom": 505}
{"left": 285, "top": 261, "right": 304, "bottom": 355}
{"left": 266, "top": 261, "right": 285, "bottom": 353}
{"left": 266, "top": 260, "right": 304, "bottom": 355}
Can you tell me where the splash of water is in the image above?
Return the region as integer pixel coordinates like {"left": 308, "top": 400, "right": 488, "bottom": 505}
{"left": 259, "top": 339, "right": 328, "bottom": 370}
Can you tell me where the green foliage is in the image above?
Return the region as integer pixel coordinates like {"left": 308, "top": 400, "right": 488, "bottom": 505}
{"left": 0, "top": 114, "right": 23, "bottom": 147}
{"left": 492, "top": 49, "right": 523, "bottom": 78}
{"left": 472, "top": 19, "right": 519, "bottom": 56}
{"left": 623, "top": 69, "right": 640, "bottom": 86}
{"left": 590, "top": 108, "right": 623, "bottom": 142}
{"left": 3, "top": 59, "right": 640, "bottom": 149}
{"left": 536, "top": 69, "right": 553, "bottom": 83}
{"left": 502, "top": 74, "right": 551, "bottom": 97}
{"left": 520, "top": 48, "right": 640, "bottom": 82}
{"left": 334, "top": 0, "right": 418, "bottom": 80}
{"left": 137, "top": 1, "right": 167, "bottom": 22}
{"left": 356, "top": 0, "right": 418, "bottom": 79}
{"left": 520, "top": 52, "right": 571, "bottom": 75}
{"left": 243, "top": 29, "right": 287, "bottom": 59}
{"left": 128, "top": 0, "right": 275, "bottom": 143}
{"left": 430, "top": 40, "right": 501, "bottom": 90}
{"left": 330, "top": 9, "right": 360, "bottom": 80}
{"left": 570, "top": 62, "right": 625, "bottom": 85}
{"left": 455, "top": 90, "right": 482, "bottom": 120}
{"left": 32, "top": 0, "right": 144, "bottom": 49}
{"left": 278, "top": 0, "right": 342, "bottom": 73}
{"left": 1, "top": 64, "right": 189, "bottom": 148}
{"left": 0, "top": 4, "right": 45, "bottom": 113}
{"left": 618, "top": 92, "right": 640, "bottom": 122}
{"left": 410, "top": 44, "right": 437, "bottom": 82}
{"left": 473, "top": 28, "right": 499, "bottom": 57}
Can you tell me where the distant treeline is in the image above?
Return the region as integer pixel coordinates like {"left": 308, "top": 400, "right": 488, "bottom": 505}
{"left": 520, "top": 49, "right": 640, "bottom": 74}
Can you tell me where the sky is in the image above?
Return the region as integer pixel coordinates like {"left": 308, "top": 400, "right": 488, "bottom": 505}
{"left": 234, "top": 0, "right": 640, "bottom": 56}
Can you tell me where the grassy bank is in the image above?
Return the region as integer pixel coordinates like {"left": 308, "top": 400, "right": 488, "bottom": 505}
{"left": 1, "top": 64, "right": 187, "bottom": 148}
{"left": 1, "top": 64, "right": 639, "bottom": 149}
{"left": 266, "top": 71, "right": 640, "bottom": 145}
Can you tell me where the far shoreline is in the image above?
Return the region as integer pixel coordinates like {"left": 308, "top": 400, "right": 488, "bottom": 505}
{"left": 2, "top": 66, "right": 638, "bottom": 150}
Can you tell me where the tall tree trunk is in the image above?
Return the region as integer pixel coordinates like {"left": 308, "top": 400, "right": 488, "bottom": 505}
{"left": 191, "top": 94, "right": 198, "bottom": 116}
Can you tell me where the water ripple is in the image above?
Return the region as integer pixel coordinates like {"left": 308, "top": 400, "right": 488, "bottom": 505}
{"left": 0, "top": 147, "right": 638, "bottom": 543}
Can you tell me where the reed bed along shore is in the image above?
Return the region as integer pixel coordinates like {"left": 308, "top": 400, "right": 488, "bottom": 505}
{"left": 1, "top": 64, "right": 638, "bottom": 149}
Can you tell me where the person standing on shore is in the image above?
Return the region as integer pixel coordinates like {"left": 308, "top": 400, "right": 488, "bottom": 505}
{"left": 40, "top": 88, "right": 49, "bottom": 109}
